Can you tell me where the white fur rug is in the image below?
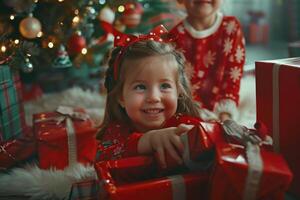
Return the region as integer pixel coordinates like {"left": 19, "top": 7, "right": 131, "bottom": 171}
{"left": 0, "top": 77, "right": 256, "bottom": 199}
{"left": 0, "top": 87, "right": 105, "bottom": 199}
{"left": 0, "top": 164, "right": 96, "bottom": 200}
{"left": 24, "top": 87, "right": 106, "bottom": 127}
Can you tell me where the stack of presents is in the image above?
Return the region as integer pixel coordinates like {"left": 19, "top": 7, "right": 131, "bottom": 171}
{"left": 1, "top": 58, "right": 300, "bottom": 200}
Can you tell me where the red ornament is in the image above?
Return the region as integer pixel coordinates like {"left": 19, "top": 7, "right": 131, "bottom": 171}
{"left": 67, "top": 33, "right": 86, "bottom": 55}
{"left": 120, "top": 2, "right": 144, "bottom": 28}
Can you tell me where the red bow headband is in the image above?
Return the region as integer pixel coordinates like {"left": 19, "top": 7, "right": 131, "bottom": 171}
{"left": 113, "top": 25, "right": 171, "bottom": 80}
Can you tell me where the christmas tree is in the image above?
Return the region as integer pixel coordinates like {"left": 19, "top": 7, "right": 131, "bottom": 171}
{"left": 0, "top": 0, "right": 184, "bottom": 92}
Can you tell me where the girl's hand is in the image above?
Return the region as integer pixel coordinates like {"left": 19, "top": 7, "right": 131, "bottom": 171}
{"left": 137, "top": 124, "right": 194, "bottom": 168}
{"left": 219, "top": 112, "right": 231, "bottom": 122}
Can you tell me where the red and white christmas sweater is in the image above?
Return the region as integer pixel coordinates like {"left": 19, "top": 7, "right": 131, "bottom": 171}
{"left": 170, "top": 13, "right": 246, "bottom": 119}
{"left": 96, "top": 113, "right": 202, "bottom": 161}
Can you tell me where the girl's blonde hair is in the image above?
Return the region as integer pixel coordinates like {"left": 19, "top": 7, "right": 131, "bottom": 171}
{"left": 97, "top": 40, "right": 200, "bottom": 138}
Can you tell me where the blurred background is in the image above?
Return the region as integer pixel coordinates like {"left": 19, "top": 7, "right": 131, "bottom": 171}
{"left": 222, "top": 0, "right": 299, "bottom": 70}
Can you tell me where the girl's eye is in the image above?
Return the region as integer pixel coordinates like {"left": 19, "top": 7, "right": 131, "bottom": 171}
{"left": 133, "top": 84, "right": 146, "bottom": 91}
{"left": 160, "top": 83, "right": 172, "bottom": 90}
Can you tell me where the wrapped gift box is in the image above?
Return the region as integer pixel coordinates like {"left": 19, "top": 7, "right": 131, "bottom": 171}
{"left": 0, "top": 73, "right": 25, "bottom": 142}
{"left": 247, "top": 23, "right": 269, "bottom": 44}
{"left": 0, "top": 130, "right": 36, "bottom": 170}
{"left": 256, "top": 58, "right": 300, "bottom": 197}
{"left": 33, "top": 106, "right": 98, "bottom": 169}
{"left": 209, "top": 143, "right": 293, "bottom": 200}
{"left": 155, "top": 122, "right": 223, "bottom": 173}
{"left": 95, "top": 156, "right": 209, "bottom": 200}
{"left": 0, "top": 103, "right": 26, "bottom": 142}
{"left": 0, "top": 65, "right": 12, "bottom": 84}
{"left": 69, "top": 179, "right": 98, "bottom": 200}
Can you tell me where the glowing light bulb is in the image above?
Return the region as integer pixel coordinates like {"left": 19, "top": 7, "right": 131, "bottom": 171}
{"left": 118, "top": 5, "right": 125, "bottom": 12}
{"left": 1, "top": 45, "right": 6, "bottom": 52}
{"left": 81, "top": 48, "right": 87, "bottom": 54}
{"left": 48, "top": 42, "right": 54, "bottom": 48}
{"left": 37, "top": 31, "right": 43, "bottom": 37}
{"left": 72, "top": 16, "right": 80, "bottom": 23}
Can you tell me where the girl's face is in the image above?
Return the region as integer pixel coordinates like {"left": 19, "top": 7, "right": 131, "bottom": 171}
{"left": 179, "top": 0, "right": 222, "bottom": 19}
{"left": 119, "top": 55, "right": 179, "bottom": 132}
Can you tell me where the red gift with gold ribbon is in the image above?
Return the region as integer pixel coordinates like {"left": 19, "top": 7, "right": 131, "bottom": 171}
{"left": 95, "top": 156, "right": 209, "bottom": 200}
{"left": 33, "top": 106, "right": 98, "bottom": 169}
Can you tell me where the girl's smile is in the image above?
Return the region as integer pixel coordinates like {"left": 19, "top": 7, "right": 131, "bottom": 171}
{"left": 119, "top": 54, "right": 179, "bottom": 132}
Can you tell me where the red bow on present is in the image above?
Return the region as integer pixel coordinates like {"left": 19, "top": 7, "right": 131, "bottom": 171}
{"left": 113, "top": 25, "right": 171, "bottom": 80}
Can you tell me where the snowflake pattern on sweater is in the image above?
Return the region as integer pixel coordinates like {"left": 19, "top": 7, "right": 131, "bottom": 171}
{"left": 96, "top": 114, "right": 202, "bottom": 161}
{"left": 170, "top": 14, "right": 246, "bottom": 115}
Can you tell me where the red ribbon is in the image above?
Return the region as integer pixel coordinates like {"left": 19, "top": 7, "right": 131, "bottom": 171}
{"left": 113, "top": 24, "right": 171, "bottom": 80}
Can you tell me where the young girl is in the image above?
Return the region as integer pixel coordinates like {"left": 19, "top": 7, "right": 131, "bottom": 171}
{"left": 170, "top": 0, "right": 246, "bottom": 121}
{"left": 97, "top": 26, "right": 203, "bottom": 168}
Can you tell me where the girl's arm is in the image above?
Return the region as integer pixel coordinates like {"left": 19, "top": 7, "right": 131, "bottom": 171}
{"left": 214, "top": 17, "right": 246, "bottom": 120}
{"left": 96, "top": 124, "right": 143, "bottom": 161}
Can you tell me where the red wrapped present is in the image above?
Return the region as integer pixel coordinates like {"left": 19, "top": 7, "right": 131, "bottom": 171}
{"left": 247, "top": 23, "right": 269, "bottom": 44}
{"left": 209, "top": 142, "right": 293, "bottom": 200}
{"left": 95, "top": 156, "right": 209, "bottom": 200}
{"left": 33, "top": 106, "right": 98, "bottom": 169}
{"left": 69, "top": 179, "right": 99, "bottom": 200}
{"left": 0, "top": 129, "right": 36, "bottom": 170}
{"left": 256, "top": 57, "right": 300, "bottom": 196}
{"left": 22, "top": 83, "right": 43, "bottom": 102}
{"left": 0, "top": 75, "right": 26, "bottom": 142}
{"left": 155, "top": 122, "right": 223, "bottom": 172}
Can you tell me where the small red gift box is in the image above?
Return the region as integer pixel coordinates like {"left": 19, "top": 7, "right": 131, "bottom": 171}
{"left": 256, "top": 58, "right": 300, "bottom": 197}
{"left": 209, "top": 143, "right": 293, "bottom": 200}
{"left": 0, "top": 130, "right": 36, "bottom": 170}
{"left": 33, "top": 106, "right": 98, "bottom": 169}
{"left": 95, "top": 156, "right": 209, "bottom": 200}
{"left": 247, "top": 23, "right": 269, "bottom": 44}
{"left": 155, "top": 122, "right": 223, "bottom": 172}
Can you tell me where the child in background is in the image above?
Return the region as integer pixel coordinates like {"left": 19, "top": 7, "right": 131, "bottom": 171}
{"left": 97, "top": 26, "right": 203, "bottom": 168}
{"left": 170, "top": 0, "right": 246, "bottom": 121}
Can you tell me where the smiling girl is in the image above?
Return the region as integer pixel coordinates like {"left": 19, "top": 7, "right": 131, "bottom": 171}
{"left": 97, "top": 26, "right": 203, "bottom": 168}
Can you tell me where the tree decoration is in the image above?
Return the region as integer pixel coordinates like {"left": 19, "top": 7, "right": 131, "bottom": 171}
{"left": 19, "top": 14, "right": 42, "bottom": 39}
{"left": 22, "top": 57, "right": 33, "bottom": 73}
{"left": 52, "top": 44, "right": 72, "bottom": 68}
{"left": 97, "top": 6, "right": 116, "bottom": 44}
{"left": 41, "top": 35, "right": 59, "bottom": 49}
{"left": 84, "top": 6, "right": 97, "bottom": 20}
{"left": 67, "top": 31, "right": 87, "bottom": 55}
{"left": 120, "top": 2, "right": 144, "bottom": 28}
{"left": 98, "top": 6, "right": 115, "bottom": 24}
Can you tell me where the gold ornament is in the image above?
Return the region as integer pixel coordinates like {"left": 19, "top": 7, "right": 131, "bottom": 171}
{"left": 19, "top": 15, "right": 42, "bottom": 39}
